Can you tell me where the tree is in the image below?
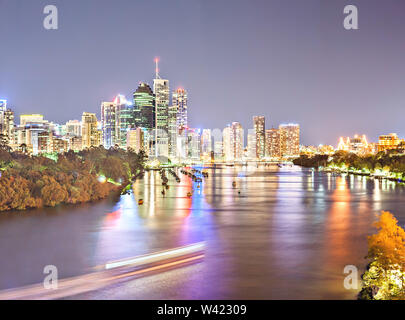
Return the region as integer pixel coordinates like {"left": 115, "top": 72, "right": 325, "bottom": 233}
{"left": 358, "top": 211, "right": 405, "bottom": 300}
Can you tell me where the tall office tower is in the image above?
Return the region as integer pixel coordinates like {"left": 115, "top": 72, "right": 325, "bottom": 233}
{"left": 101, "top": 101, "right": 116, "bottom": 148}
{"left": 279, "top": 124, "right": 300, "bottom": 158}
{"left": 114, "top": 94, "right": 134, "bottom": 148}
{"left": 134, "top": 83, "right": 155, "bottom": 155}
{"left": 172, "top": 88, "right": 188, "bottom": 129}
{"left": 253, "top": 116, "right": 265, "bottom": 159}
{"left": 153, "top": 59, "right": 170, "bottom": 157}
{"left": 65, "top": 120, "right": 81, "bottom": 137}
{"left": 134, "top": 83, "right": 155, "bottom": 130}
{"left": 223, "top": 122, "right": 244, "bottom": 161}
{"left": 81, "top": 112, "right": 100, "bottom": 149}
{"left": 266, "top": 128, "right": 281, "bottom": 158}
{"left": 168, "top": 105, "right": 178, "bottom": 159}
{"left": 201, "top": 129, "right": 212, "bottom": 155}
{"left": 247, "top": 131, "right": 256, "bottom": 159}
{"left": 126, "top": 127, "right": 144, "bottom": 153}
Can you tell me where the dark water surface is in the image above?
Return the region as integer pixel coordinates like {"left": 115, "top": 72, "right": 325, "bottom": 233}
{"left": 1, "top": 165, "right": 405, "bottom": 299}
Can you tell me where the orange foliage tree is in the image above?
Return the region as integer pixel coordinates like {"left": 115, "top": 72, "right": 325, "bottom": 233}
{"left": 359, "top": 211, "right": 405, "bottom": 300}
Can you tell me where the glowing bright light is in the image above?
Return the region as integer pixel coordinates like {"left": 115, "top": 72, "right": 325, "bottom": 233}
{"left": 105, "top": 242, "right": 205, "bottom": 270}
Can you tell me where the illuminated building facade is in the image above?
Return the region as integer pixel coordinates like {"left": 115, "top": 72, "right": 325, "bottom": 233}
{"left": 81, "top": 112, "right": 101, "bottom": 149}
{"left": 2, "top": 110, "right": 14, "bottom": 146}
{"left": 201, "top": 129, "right": 212, "bottom": 156}
{"left": 65, "top": 120, "right": 81, "bottom": 137}
{"left": 279, "top": 124, "right": 300, "bottom": 158}
{"left": 247, "top": 132, "right": 256, "bottom": 159}
{"left": 378, "top": 133, "right": 404, "bottom": 153}
{"left": 253, "top": 116, "right": 265, "bottom": 159}
{"left": 172, "top": 88, "right": 188, "bottom": 129}
{"left": 223, "top": 122, "right": 244, "bottom": 161}
{"left": 337, "top": 134, "right": 370, "bottom": 155}
{"left": 134, "top": 83, "right": 155, "bottom": 130}
{"left": 187, "top": 129, "right": 201, "bottom": 160}
{"left": 266, "top": 128, "right": 281, "bottom": 158}
{"left": 168, "top": 105, "right": 178, "bottom": 159}
{"left": 114, "top": 95, "right": 135, "bottom": 148}
{"left": 126, "top": 127, "right": 144, "bottom": 153}
{"left": 101, "top": 101, "right": 116, "bottom": 149}
{"left": 153, "top": 61, "right": 170, "bottom": 157}
{"left": 20, "top": 114, "right": 45, "bottom": 126}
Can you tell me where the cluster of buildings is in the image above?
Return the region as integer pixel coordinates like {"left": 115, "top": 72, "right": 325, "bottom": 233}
{"left": 0, "top": 60, "right": 302, "bottom": 162}
{"left": 336, "top": 133, "right": 405, "bottom": 155}
{"left": 300, "top": 133, "right": 405, "bottom": 158}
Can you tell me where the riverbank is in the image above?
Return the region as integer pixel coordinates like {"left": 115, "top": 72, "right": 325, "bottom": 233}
{"left": 293, "top": 151, "right": 405, "bottom": 184}
{"left": 0, "top": 147, "right": 146, "bottom": 212}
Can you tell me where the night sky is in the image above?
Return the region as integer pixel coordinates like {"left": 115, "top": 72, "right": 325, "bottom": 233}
{"left": 1, "top": 0, "right": 404, "bottom": 145}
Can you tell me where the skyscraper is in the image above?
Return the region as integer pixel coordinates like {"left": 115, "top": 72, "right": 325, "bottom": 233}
{"left": 279, "top": 124, "right": 300, "bottom": 157}
{"left": 134, "top": 83, "right": 155, "bottom": 130}
{"left": 253, "top": 116, "right": 265, "bottom": 159}
{"left": 101, "top": 101, "right": 116, "bottom": 149}
{"left": 134, "top": 83, "right": 155, "bottom": 156}
{"left": 81, "top": 112, "right": 101, "bottom": 149}
{"left": 153, "top": 59, "right": 170, "bottom": 157}
{"left": 172, "top": 88, "right": 188, "bottom": 129}
{"left": 168, "top": 105, "right": 178, "bottom": 159}
{"left": 114, "top": 94, "right": 135, "bottom": 148}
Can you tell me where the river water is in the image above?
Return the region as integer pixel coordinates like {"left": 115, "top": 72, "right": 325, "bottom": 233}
{"left": 0, "top": 165, "right": 404, "bottom": 299}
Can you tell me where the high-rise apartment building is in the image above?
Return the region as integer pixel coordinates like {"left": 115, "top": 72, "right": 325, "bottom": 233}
{"left": 266, "top": 128, "right": 281, "bottom": 158}
{"left": 279, "top": 124, "right": 300, "bottom": 157}
{"left": 223, "top": 122, "right": 244, "bottom": 161}
{"left": 2, "top": 109, "right": 14, "bottom": 146}
{"left": 253, "top": 116, "right": 265, "bottom": 159}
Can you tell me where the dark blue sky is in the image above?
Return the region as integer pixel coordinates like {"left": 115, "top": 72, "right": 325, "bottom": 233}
{"left": 1, "top": 0, "right": 404, "bottom": 145}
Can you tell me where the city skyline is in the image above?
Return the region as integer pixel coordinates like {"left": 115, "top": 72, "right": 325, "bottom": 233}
{"left": 1, "top": 0, "right": 405, "bottom": 145}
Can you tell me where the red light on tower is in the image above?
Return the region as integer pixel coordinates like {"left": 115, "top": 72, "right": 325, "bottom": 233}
{"left": 155, "top": 57, "right": 160, "bottom": 78}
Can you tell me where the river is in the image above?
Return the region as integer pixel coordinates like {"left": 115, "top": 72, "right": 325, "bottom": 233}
{"left": 0, "top": 165, "right": 404, "bottom": 299}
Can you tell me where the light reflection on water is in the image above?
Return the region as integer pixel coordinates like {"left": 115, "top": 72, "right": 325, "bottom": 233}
{"left": 0, "top": 165, "right": 405, "bottom": 299}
